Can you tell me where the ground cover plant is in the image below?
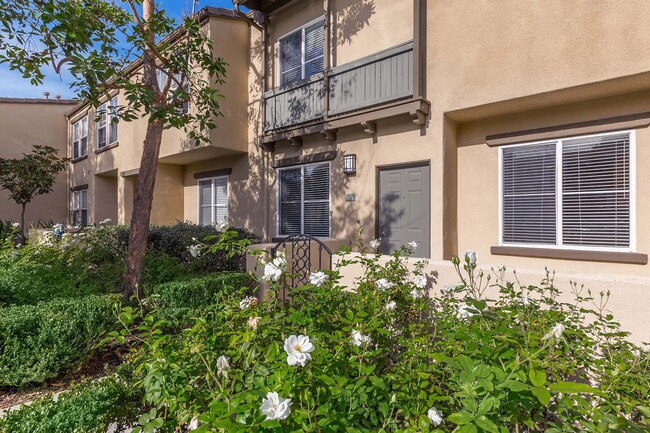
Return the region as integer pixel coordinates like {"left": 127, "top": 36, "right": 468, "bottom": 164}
{"left": 109, "top": 235, "right": 650, "bottom": 433}
{"left": 0, "top": 295, "right": 119, "bottom": 387}
{"left": 0, "top": 374, "right": 141, "bottom": 433}
{"left": 0, "top": 222, "right": 259, "bottom": 392}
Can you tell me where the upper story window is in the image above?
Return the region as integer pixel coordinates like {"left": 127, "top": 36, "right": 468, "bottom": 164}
{"left": 72, "top": 116, "right": 88, "bottom": 159}
{"left": 198, "top": 176, "right": 228, "bottom": 226}
{"left": 71, "top": 188, "right": 88, "bottom": 227}
{"left": 279, "top": 19, "right": 324, "bottom": 87}
{"left": 500, "top": 131, "right": 634, "bottom": 251}
{"left": 157, "top": 69, "right": 190, "bottom": 114}
{"left": 279, "top": 162, "right": 330, "bottom": 237}
{"left": 97, "top": 95, "right": 118, "bottom": 149}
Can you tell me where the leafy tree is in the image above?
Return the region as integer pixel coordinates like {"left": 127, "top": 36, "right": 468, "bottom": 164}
{"left": 0, "top": 145, "right": 69, "bottom": 243}
{"left": 0, "top": 0, "right": 228, "bottom": 296}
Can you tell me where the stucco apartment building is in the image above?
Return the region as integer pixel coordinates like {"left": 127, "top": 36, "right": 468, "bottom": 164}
{"left": 65, "top": 1, "right": 650, "bottom": 341}
{"left": 0, "top": 97, "right": 76, "bottom": 225}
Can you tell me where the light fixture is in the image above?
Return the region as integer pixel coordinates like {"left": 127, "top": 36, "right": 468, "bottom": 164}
{"left": 343, "top": 154, "right": 357, "bottom": 175}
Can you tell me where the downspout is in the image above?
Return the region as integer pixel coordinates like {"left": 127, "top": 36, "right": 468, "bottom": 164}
{"left": 234, "top": 2, "right": 262, "bottom": 31}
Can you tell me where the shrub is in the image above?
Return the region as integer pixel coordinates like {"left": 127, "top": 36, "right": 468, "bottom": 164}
{"left": 0, "top": 375, "right": 141, "bottom": 433}
{"left": 0, "top": 295, "right": 120, "bottom": 388}
{"left": 146, "top": 221, "right": 260, "bottom": 272}
{"left": 149, "top": 272, "right": 254, "bottom": 323}
{"left": 115, "top": 240, "right": 650, "bottom": 433}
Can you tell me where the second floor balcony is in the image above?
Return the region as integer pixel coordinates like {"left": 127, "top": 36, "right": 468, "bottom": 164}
{"left": 263, "top": 40, "right": 428, "bottom": 140}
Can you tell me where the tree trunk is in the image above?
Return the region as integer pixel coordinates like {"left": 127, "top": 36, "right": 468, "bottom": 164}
{"left": 19, "top": 203, "right": 26, "bottom": 245}
{"left": 120, "top": 120, "right": 164, "bottom": 298}
{"left": 120, "top": 0, "right": 163, "bottom": 298}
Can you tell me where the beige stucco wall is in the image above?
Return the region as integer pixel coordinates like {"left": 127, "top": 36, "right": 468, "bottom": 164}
{"left": 267, "top": 115, "right": 430, "bottom": 245}
{"left": 266, "top": 0, "right": 412, "bottom": 89}
{"left": 0, "top": 101, "right": 73, "bottom": 226}
{"left": 66, "top": 13, "right": 251, "bottom": 227}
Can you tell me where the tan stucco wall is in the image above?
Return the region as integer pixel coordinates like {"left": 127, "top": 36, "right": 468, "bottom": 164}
{"left": 267, "top": 115, "right": 431, "bottom": 245}
{"left": 0, "top": 101, "right": 72, "bottom": 226}
{"left": 267, "top": 0, "right": 412, "bottom": 89}
{"left": 66, "top": 14, "right": 251, "bottom": 226}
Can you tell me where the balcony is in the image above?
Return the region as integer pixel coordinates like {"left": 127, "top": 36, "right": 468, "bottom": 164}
{"left": 263, "top": 41, "right": 427, "bottom": 141}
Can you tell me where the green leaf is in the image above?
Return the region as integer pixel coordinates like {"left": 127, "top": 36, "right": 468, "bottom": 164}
{"left": 448, "top": 411, "right": 474, "bottom": 425}
{"left": 531, "top": 386, "right": 551, "bottom": 406}
{"left": 459, "top": 424, "right": 478, "bottom": 433}
{"left": 528, "top": 367, "right": 546, "bottom": 387}
{"left": 499, "top": 380, "right": 530, "bottom": 392}
{"left": 475, "top": 415, "right": 500, "bottom": 433}
{"left": 549, "top": 381, "right": 600, "bottom": 394}
{"left": 418, "top": 415, "right": 431, "bottom": 431}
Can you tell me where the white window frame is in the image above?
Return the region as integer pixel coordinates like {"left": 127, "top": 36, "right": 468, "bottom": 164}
{"left": 97, "top": 95, "right": 118, "bottom": 150}
{"left": 278, "top": 17, "right": 325, "bottom": 87}
{"left": 498, "top": 129, "right": 636, "bottom": 252}
{"left": 276, "top": 161, "right": 331, "bottom": 238}
{"left": 71, "top": 189, "right": 88, "bottom": 227}
{"left": 72, "top": 116, "right": 88, "bottom": 159}
{"left": 197, "top": 176, "right": 229, "bottom": 226}
{"left": 156, "top": 69, "right": 190, "bottom": 114}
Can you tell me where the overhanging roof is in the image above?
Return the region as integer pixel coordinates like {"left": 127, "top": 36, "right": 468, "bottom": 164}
{"left": 234, "top": 0, "right": 295, "bottom": 14}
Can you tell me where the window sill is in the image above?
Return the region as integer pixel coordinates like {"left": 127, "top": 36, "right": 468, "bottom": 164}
{"left": 71, "top": 155, "right": 88, "bottom": 163}
{"left": 491, "top": 246, "right": 648, "bottom": 265}
{"left": 95, "top": 142, "right": 119, "bottom": 154}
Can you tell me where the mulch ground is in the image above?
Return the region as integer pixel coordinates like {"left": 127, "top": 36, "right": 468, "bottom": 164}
{"left": 0, "top": 342, "right": 131, "bottom": 411}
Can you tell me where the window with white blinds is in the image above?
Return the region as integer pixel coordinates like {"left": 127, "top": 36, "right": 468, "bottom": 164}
{"left": 71, "top": 189, "right": 88, "bottom": 227}
{"left": 500, "top": 131, "right": 634, "bottom": 250}
{"left": 279, "top": 163, "right": 330, "bottom": 237}
{"left": 279, "top": 19, "right": 324, "bottom": 87}
{"left": 198, "top": 177, "right": 228, "bottom": 226}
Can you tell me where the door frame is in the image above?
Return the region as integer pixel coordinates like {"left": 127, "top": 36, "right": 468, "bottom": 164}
{"left": 375, "top": 160, "right": 432, "bottom": 257}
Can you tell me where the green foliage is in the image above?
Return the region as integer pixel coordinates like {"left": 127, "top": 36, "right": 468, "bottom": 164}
{"left": 0, "top": 146, "right": 69, "bottom": 242}
{"left": 113, "top": 241, "right": 650, "bottom": 432}
{"left": 0, "top": 0, "right": 227, "bottom": 144}
{"left": 0, "top": 146, "right": 68, "bottom": 207}
{"left": 0, "top": 295, "right": 120, "bottom": 387}
{"left": 0, "top": 223, "right": 257, "bottom": 306}
{"left": 0, "top": 375, "right": 142, "bottom": 433}
{"left": 149, "top": 272, "right": 254, "bottom": 323}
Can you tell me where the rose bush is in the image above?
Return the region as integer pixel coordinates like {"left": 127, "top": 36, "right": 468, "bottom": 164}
{"left": 110, "top": 234, "right": 650, "bottom": 433}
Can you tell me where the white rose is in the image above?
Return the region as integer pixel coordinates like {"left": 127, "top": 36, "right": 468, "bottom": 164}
{"left": 216, "top": 355, "right": 229, "bottom": 376}
{"left": 458, "top": 302, "right": 476, "bottom": 318}
{"left": 376, "top": 278, "right": 394, "bottom": 291}
{"left": 413, "top": 274, "right": 427, "bottom": 289}
{"left": 260, "top": 392, "right": 292, "bottom": 421}
{"left": 463, "top": 250, "right": 477, "bottom": 265}
{"left": 239, "top": 296, "right": 258, "bottom": 310}
{"left": 309, "top": 271, "right": 328, "bottom": 287}
{"left": 188, "top": 417, "right": 199, "bottom": 430}
{"left": 543, "top": 323, "right": 566, "bottom": 341}
{"left": 247, "top": 316, "right": 262, "bottom": 330}
{"left": 410, "top": 289, "right": 422, "bottom": 299}
{"left": 351, "top": 330, "right": 371, "bottom": 347}
{"left": 427, "top": 407, "right": 444, "bottom": 426}
{"left": 188, "top": 244, "right": 201, "bottom": 258}
{"left": 385, "top": 300, "right": 397, "bottom": 311}
{"left": 284, "top": 335, "right": 315, "bottom": 367}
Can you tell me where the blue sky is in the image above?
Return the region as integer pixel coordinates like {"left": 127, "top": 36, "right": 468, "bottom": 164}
{"left": 0, "top": 0, "right": 235, "bottom": 99}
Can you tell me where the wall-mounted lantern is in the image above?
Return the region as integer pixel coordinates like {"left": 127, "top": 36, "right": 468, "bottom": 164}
{"left": 343, "top": 154, "right": 357, "bottom": 175}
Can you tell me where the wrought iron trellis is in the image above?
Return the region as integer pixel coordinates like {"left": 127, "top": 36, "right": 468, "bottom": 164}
{"left": 271, "top": 235, "right": 333, "bottom": 294}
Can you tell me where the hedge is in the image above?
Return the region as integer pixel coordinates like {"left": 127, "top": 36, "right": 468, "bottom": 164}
{"left": 0, "top": 376, "right": 141, "bottom": 433}
{"left": 151, "top": 272, "right": 254, "bottom": 323}
{"left": 0, "top": 295, "right": 120, "bottom": 388}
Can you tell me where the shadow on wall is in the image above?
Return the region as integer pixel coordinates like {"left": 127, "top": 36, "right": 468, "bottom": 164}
{"left": 334, "top": 0, "right": 376, "bottom": 48}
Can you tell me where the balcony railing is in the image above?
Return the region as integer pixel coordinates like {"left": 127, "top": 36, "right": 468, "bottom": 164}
{"left": 264, "top": 41, "right": 414, "bottom": 132}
